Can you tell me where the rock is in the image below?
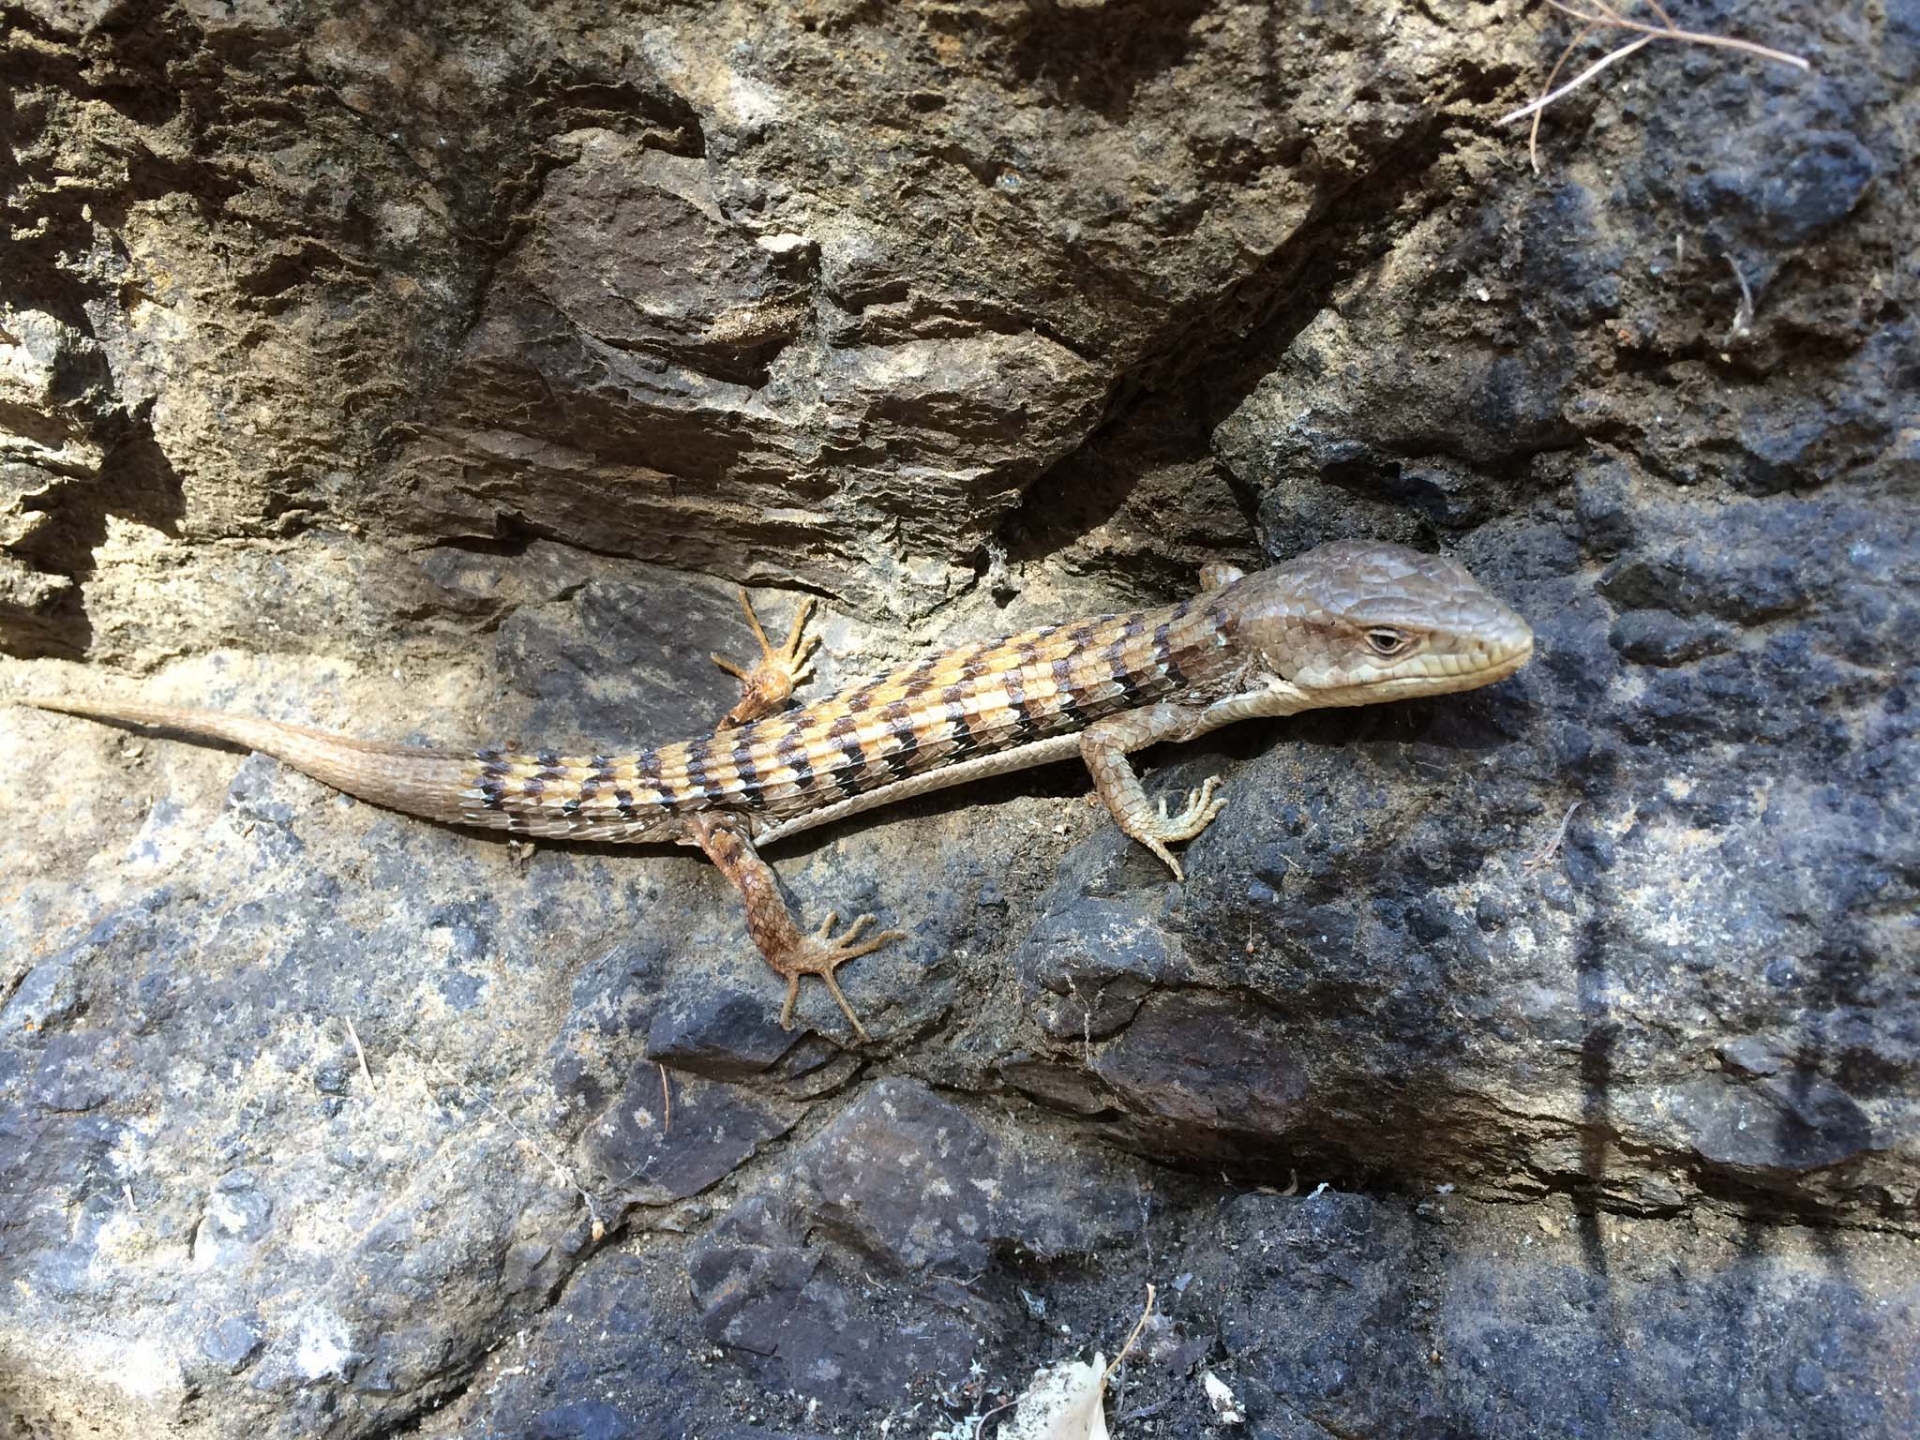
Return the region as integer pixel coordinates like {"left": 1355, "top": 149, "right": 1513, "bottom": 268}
{"left": 687, "top": 1191, "right": 983, "bottom": 1408}
{"left": 1197, "top": 1188, "right": 1920, "bottom": 1438}
{"left": 644, "top": 986, "right": 803, "bottom": 1081}
{"left": 578, "top": 1072, "right": 801, "bottom": 1208}
{"left": 198, "top": 1315, "right": 267, "bottom": 1374}
{"left": 1091, "top": 993, "right": 1310, "bottom": 1159}
{"left": 3, "top": 0, "right": 1917, "bottom": 1436}
{"left": 683, "top": 1078, "right": 1148, "bottom": 1408}
{"left": 1607, "top": 609, "right": 1735, "bottom": 665}
{"left": 792, "top": 1077, "right": 1140, "bottom": 1272}
{"left": 1014, "top": 888, "right": 1188, "bottom": 1040}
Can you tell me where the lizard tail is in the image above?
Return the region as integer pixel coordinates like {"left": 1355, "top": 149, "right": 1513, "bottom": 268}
{"left": 23, "top": 694, "right": 483, "bottom": 827}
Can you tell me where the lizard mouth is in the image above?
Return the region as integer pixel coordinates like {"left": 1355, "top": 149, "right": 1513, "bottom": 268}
{"left": 1465, "top": 626, "right": 1535, "bottom": 685}
{"left": 1321, "top": 625, "right": 1534, "bottom": 706}
{"left": 1449, "top": 624, "right": 1534, "bottom": 688}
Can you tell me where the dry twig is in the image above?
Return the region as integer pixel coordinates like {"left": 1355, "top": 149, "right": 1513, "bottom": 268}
{"left": 1524, "top": 801, "right": 1582, "bottom": 872}
{"left": 343, "top": 1015, "right": 375, "bottom": 1090}
{"left": 1723, "top": 251, "right": 1756, "bottom": 343}
{"left": 1102, "top": 1284, "right": 1157, "bottom": 1386}
{"left": 1500, "top": 1, "right": 1811, "bottom": 173}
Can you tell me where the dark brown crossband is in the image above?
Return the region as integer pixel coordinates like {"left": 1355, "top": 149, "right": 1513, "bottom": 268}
{"left": 1100, "top": 634, "right": 1143, "bottom": 707}
{"left": 579, "top": 756, "right": 615, "bottom": 805}
{"left": 730, "top": 733, "right": 765, "bottom": 807}
{"left": 1153, "top": 619, "right": 1188, "bottom": 689}
{"left": 1051, "top": 657, "right": 1088, "bottom": 728}
{"left": 635, "top": 749, "right": 662, "bottom": 790}
{"left": 682, "top": 740, "right": 713, "bottom": 794}
{"left": 943, "top": 686, "right": 983, "bottom": 761}
{"left": 774, "top": 727, "right": 816, "bottom": 796}
{"left": 826, "top": 715, "right": 867, "bottom": 800}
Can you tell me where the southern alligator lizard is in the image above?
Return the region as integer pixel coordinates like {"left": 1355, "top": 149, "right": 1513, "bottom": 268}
{"left": 24, "top": 540, "right": 1533, "bottom": 1040}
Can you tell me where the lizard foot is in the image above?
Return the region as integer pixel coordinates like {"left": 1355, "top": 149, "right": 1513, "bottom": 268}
{"left": 1133, "top": 775, "right": 1228, "bottom": 881}
{"left": 713, "top": 589, "right": 820, "bottom": 728}
{"left": 774, "top": 911, "right": 904, "bottom": 1043}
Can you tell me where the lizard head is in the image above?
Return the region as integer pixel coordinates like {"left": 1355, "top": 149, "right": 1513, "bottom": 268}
{"left": 1231, "top": 540, "right": 1534, "bottom": 707}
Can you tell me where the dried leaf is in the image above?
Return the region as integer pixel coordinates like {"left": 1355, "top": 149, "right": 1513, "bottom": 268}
{"left": 1202, "top": 1371, "right": 1245, "bottom": 1426}
{"left": 997, "top": 1353, "right": 1110, "bottom": 1440}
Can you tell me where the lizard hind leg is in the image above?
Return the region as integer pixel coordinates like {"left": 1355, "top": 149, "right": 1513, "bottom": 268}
{"left": 712, "top": 589, "right": 820, "bottom": 728}
{"left": 689, "top": 814, "right": 902, "bottom": 1043}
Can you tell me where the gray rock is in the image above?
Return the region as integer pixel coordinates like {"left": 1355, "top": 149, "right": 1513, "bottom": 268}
{"left": 198, "top": 1315, "right": 267, "bottom": 1375}
{"left": 578, "top": 1072, "right": 800, "bottom": 1207}
{"left": 1197, "top": 1188, "right": 1920, "bottom": 1439}
{"left": 2, "top": 0, "right": 1916, "bottom": 1436}
{"left": 1607, "top": 609, "right": 1735, "bottom": 665}
{"left": 1015, "top": 890, "right": 1187, "bottom": 1040}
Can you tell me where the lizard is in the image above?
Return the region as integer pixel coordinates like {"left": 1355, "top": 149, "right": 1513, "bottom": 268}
{"left": 22, "top": 539, "right": 1533, "bottom": 1042}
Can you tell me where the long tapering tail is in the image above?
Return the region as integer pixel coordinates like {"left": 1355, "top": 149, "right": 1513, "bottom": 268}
{"left": 24, "top": 695, "right": 483, "bottom": 827}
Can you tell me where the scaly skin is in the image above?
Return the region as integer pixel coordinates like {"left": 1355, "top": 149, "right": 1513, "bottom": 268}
{"left": 24, "top": 540, "right": 1534, "bottom": 1041}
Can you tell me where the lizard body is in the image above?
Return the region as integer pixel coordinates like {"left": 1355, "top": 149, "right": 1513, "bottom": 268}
{"left": 25, "top": 540, "right": 1533, "bottom": 1039}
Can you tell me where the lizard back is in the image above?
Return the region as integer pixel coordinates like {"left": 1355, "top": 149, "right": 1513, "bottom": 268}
{"left": 463, "top": 591, "right": 1246, "bottom": 841}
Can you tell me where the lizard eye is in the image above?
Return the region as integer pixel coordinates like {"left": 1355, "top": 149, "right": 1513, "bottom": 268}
{"left": 1366, "top": 628, "right": 1409, "bottom": 656}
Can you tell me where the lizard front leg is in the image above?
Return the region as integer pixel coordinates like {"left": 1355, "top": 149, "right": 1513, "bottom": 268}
{"left": 1080, "top": 702, "right": 1228, "bottom": 882}
{"left": 711, "top": 590, "right": 819, "bottom": 728}
{"left": 688, "top": 813, "right": 902, "bottom": 1042}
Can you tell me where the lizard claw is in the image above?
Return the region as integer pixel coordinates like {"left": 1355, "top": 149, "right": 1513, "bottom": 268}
{"left": 713, "top": 589, "right": 821, "bottom": 728}
{"left": 1136, "top": 776, "right": 1228, "bottom": 881}
{"left": 773, "top": 910, "right": 904, "bottom": 1043}
{"left": 1158, "top": 775, "right": 1227, "bottom": 840}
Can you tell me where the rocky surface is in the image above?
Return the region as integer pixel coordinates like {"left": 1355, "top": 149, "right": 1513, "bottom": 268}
{"left": 2, "top": 1, "right": 1916, "bottom": 1437}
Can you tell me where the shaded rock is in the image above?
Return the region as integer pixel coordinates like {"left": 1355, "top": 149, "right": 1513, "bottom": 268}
{"left": 794, "top": 1077, "right": 1138, "bottom": 1273}
{"left": 683, "top": 1079, "right": 1148, "bottom": 1408}
{"left": 1608, "top": 609, "right": 1735, "bottom": 665}
{"left": 687, "top": 1191, "right": 982, "bottom": 1408}
{"left": 1193, "top": 1189, "right": 1920, "bottom": 1440}
{"left": 1093, "top": 993, "right": 1310, "bottom": 1156}
{"left": 578, "top": 1072, "right": 801, "bottom": 1207}
{"left": 1015, "top": 893, "right": 1186, "bottom": 1039}
{"left": 644, "top": 986, "right": 803, "bottom": 1081}
{"left": 997, "top": 1053, "right": 1123, "bottom": 1119}
{"left": 1697, "top": 127, "right": 1877, "bottom": 246}
{"left": 1648, "top": 1073, "right": 1878, "bottom": 1177}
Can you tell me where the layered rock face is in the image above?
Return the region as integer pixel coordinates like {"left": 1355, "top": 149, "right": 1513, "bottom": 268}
{"left": 1, "top": 2, "right": 1914, "bottom": 1437}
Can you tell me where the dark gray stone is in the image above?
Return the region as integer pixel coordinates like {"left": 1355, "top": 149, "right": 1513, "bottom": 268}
{"left": 687, "top": 1192, "right": 982, "bottom": 1408}
{"left": 792, "top": 1077, "right": 1141, "bottom": 1273}
{"left": 1092, "top": 994, "right": 1310, "bottom": 1159}
{"left": 645, "top": 986, "right": 801, "bottom": 1080}
{"left": 200, "top": 1316, "right": 266, "bottom": 1374}
{"left": 1194, "top": 1189, "right": 1920, "bottom": 1440}
{"left": 578, "top": 1072, "right": 800, "bottom": 1208}
{"left": 1608, "top": 608, "right": 1735, "bottom": 665}
{"left": 1015, "top": 892, "right": 1187, "bottom": 1040}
